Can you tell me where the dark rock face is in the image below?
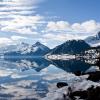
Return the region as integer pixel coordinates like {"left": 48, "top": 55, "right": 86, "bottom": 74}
{"left": 57, "top": 82, "right": 68, "bottom": 88}
{"left": 74, "top": 57, "right": 100, "bottom": 82}
{"left": 50, "top": 40, "right": 90, "bottom": 55}
{"left": 69, "top": 86, "right": 100, "bottom": 100}
{"left": 74, "top": 71, "right": 100, "bottom": 82}
{"left": 74, "top": 70, "right": 82, "bottom": 76}
{"left": 97, "top": 31, "right": 100, "bottom": 39}
{"left": 87, "top": 71, "right": 100, "bottom": 82}
{"left": 96, "top": 57, "right": 100, "bottom": 67}
{"left": 69, "top": 90, "right": 87, "bottom": 99}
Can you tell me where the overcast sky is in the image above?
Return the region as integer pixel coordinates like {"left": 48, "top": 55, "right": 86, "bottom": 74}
{"left": 0, "top": 0, "right": 100, "bottom": 48}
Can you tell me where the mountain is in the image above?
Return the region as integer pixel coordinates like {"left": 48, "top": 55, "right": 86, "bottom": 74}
{"left": 31, "top": 42, "right": 50, "bottom": 55}
{"left": 49, "top": 40, "right": 90, "bottom": 55}
{"left": 3, "top": 42, "right": 50, "bottom": 56}
{"left": 85, "top": 31, "right": 100, "bottom": 47}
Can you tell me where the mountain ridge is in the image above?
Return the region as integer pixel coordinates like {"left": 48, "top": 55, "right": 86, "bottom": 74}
{"left": 3, "top": 42, "right": 50, "bottom": 56}
{"left": 85, "top": 31, "right": 100, "bottom": 47}
{"left": 48, "top": 40, "right": 90, "bottom": 55}
{"left": 1, "top": 31, "right": 100, "bottom": 56}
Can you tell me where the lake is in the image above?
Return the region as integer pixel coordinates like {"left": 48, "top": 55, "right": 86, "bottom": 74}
{"left": 0, "top": 57, "right": 98, "bottom": 99}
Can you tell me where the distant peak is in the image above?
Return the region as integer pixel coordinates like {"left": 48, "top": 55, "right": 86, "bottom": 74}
{"left": 21, "top": 42, "right": 26, "bottom": 44}
{"left": 65, "top": 40, "right": 84, "bottom": 43}
{"left": 97, "top": 31, "right": 100, "bottom": 38}
{"left": 98, "top": 31, "right": 100, "bottom": 34}
{"left": 35, "top": 42, "right": 41, "bottom": 45}
{"left": 21, "top": 42, "right": 28, "bottom": 45}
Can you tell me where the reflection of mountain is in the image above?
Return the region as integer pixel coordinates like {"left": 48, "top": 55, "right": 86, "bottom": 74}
{"left": 3, "top": 57, "right": 51, "bottom": 72}
{"left": 2, "top": 57, "right": 96, "bottom": 73}
{"left": 51, "top": 60, "right": 92, "bottom": 73}
{"left": 31, "top": 58, "right": 51, "bottom": 72}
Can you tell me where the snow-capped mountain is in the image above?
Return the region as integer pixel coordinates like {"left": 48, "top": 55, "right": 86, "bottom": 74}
{"left": 85, "top": 31, "right": 100, "bottom": 47}
{"left": 3, "top": 42, "right": 50, "bottom": 56}
{"left": 16, "top": 42, "right": 32, "bottom": 54}
{"left": 31, "top": 42, "right": 50, "bottom": 55}
{"left": 0, "top": 42, "right": 31, "bottom": 54}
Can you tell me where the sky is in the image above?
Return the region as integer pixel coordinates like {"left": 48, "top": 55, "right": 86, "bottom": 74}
{"left": 0, "top": 0, "right": 100, "bottom": 48}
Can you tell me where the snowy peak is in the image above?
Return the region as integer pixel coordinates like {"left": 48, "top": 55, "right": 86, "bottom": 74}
{"left": 85, "top": 31, "right": 100, "bottom": 47}
{"left": 32, "top": 42, "right": 43, "bottom": 48}
{"left": 3, "top": 42, "right": 50, "bottom": 56}
{"left": 16, "top": 42, "right": 31, "bottom": 54}
{"left": 34, "top": 42, "right": 41, "bottom": 46}
{"left": 96, "top": 31, "right": 100, "bottom": 39}
{"left": 31, "top": 42, "right": 50, "bottom": 55}
{"left": 33, "top": 41, "right": 46, "bottom": 47}
{"left": 20, "top": 42, "right": 29, "bottom": 47}
{"left": 32, "top": 42, "right": 50, "bottom": 51}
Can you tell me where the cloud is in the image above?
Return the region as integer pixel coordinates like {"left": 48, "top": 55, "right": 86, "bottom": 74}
{"left": 0, "top": 0, "right": 41, "bottom": 16}
{"left": 0, "top": 15, "right": 43, "bottom": 34}
{"left": 13, "top": 28, "right": 39, "bottom": 35}
{"left": 40, "top": 20, "right": 100, "bottom": 48}
{"left": 0, "top": 36, "right": 28, "bottom": 46}
{"left": 46, "top": 20, "right": 100, "bottom": 33}
{"left": 0, "top": 0, "right": 44, "bottom": 35}
{"left": 81, "top": 20, "right": 98, "bottom": 33}
{"left": 43, "top": 33, "right": 87, "bottom": 41}
{"left": 0, "top": 0, "right": 100, "bottom": 48}
{"left": 0, "top": 69, "right": 13, "bottom": 77}
{"left": 11, "top": 35, "right": 27, "bottom": 41}
{"left": 0, "top": 6, "right": 35, "bottom": 11}
{"left": 1, "top": 0, "right": 44, "bottom": 6}
{"left": 0, "top": 37, "right": 13, "bottom": 46}
{"left": 46, "top": 21, "right": 70, "bottom": 31}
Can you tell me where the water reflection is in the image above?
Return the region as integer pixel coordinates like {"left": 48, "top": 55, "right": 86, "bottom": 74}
{"left": 51, "top": 60, "right": 92, "bottom": 73}
{"left": 3, "top": 57, "right": 51, "bottom": 72}
{"left": 0, "top": 57, "right": 99, "bottom": 99}
{"left": 3, "top": 57, "right": 94, "bottom": 73}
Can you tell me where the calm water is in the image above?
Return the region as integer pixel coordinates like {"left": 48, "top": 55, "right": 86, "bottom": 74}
{"left": 0, "top": 57, "right": 97, "bottom": 99}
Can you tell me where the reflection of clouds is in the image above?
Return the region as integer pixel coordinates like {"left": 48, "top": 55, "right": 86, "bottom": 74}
{"left": 0, "top": 66, "right": 42, "bottom": 80}
{"left": 0, "top": 61, "right": 73, "bottom": 99}
{"left": 17, "top": 80, "right": 38, "bottom": 88}
{"left": 0, "top": 60, "right": 37, "bottom": 72}
{"left": 85, "top": 66, "right": 100, "bottom": 73}
{"left": 0, "top": 80, "right": 47, "bottom": 99}
{"left": 1, "top": 59, "right": 98, "bottom": 99}
{"left": 1, "top": 58, "right": 50, "bottom": 72}
{"left": 10, "top": 69, "right": 43, "bottom": 79}
{"left": 0, "top": 60, "right": 18, "bottom": 70}
{"left": 42, "top": 68, "right": 48, "bottom": 73}
{"left": 42, "top": 86, "right": 68, "bottom": 100}
{"left": 11, "top": 73, "right": 29, "bottom": 79}
{"left": 43, "top": 72, "right": 68, "bottom": 81}
{"left": 43, "top": 71, "right": 89, "bottom": 88}
{"left": 15, "top": 60, "right": 38, "bottom": 68}
{"left": 0, "top": 69, "right": 13, "bottom": 77}
{"left": 0, "top": 59, "right": 50, "bottom": 80}
{"left": 43, "top": 80, "right": 100, "bottom": 100}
